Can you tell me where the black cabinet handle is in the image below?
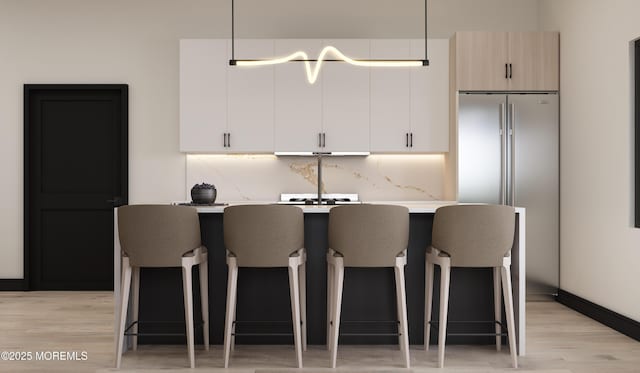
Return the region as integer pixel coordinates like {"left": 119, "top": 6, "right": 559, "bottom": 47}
{"left": 509, "top": 63, "right": 513, "bottom": 79}
{"left": 410, "top": 133, "right": 413, "bottom": 147}
{"left": 223, "top": 133, "right": 226, "bottom": 147}
{"left": 318, "top": 133, "right": 322, "bottom": 147}
{"left": 227, "top": 133, "right": 231, "bottom": 147}
{"left": 406, "top": 133, "right": 409, "bottom": 147}
{"left": 505, "top": 63, "right": 508, "bottom": 79}
{"left": 322, "top": 133, "right": 326, "bottom": 148}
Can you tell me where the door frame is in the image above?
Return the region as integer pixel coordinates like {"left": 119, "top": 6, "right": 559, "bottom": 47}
{"left": 635, "top": 40, "right": 640, "bottom": 228}
{"left": 22, "top": 84, "right": 128, "bottom": 290}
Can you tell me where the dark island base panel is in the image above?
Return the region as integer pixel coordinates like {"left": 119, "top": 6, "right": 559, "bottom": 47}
{"left": 138, "top": 214, "right": 505, "bottom": 345}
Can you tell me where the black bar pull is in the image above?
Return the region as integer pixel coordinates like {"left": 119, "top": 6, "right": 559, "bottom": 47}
{"left": 410, "top": 133, "right": 413, "bottom": 147}
{"left": 509, "top": 63, "right": 513, "bottom": 79}
{"left": 318, "top": 133, "right": 322, "bottom": 147}
{"left": 228, "top": 133, "right": 231, "bottom": 147}
{"left": 505, "top": 63, "right": 508, "bottom": 79}
{"left": 405, "top": 133, "right": 409, "bottom": 147}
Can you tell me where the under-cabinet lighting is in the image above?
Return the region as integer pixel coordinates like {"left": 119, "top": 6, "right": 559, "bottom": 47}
{"left": 274, "top": 151, "right": 370, "bottom": 157}
{"left": 367, "top": 154, "right": 445, "bottom": 162}
{"left": 187, "top": 154, "right": 277, "bottom": 160}
{"left": 273, "top": 151, "right": 315, "bottom": 156}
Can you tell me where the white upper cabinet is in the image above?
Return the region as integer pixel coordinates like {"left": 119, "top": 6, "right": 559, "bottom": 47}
{"left": 370, "top": 39, "right": 449, "bottom": 153}
{"left": 180, "top": 38, "right": 450, "bottom": 154}
{"left": 370, "top": 40, "right": 412, "bottom": 152}
{"left": 180, "top": 39, "right": 228, "bottom": 152}
{"left": 274, "top": 39, "right": 324, "bottom": 152}
{"left": 180, "top": 39, "right": 274, "bottom": 153}
{"left": 321, "top": 39, "right": 370, "bottom": 152}
{"left": 410, "top": 39, "right": 449, "bottom": 152}
{"left": 227, "top": 39, "right": 275, "bottom": 153}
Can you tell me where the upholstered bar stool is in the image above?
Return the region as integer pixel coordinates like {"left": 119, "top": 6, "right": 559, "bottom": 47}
{"left": 115, "top": 205, "right": 209, "bottom": 369}
{"left": 327, "top": 204, "right": 410, "bottom": 369}
{"left": 223, "top": 204, "right": 307, "bottom": 368}
{"left": 424, "top": 204, "right": 517, "bottom": 368}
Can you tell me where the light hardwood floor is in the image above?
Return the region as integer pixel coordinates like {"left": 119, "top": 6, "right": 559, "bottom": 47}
{"left": 0, "top": 292, "right": 638, "bottom": 372}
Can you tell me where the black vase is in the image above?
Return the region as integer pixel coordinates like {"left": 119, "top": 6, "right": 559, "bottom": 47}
{"left": 191, "top": 183, "right": 217, "bottom": 204}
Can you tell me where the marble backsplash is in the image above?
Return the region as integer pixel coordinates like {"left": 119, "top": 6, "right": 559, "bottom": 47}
{"left": 186, "top": 154, "right": 445, "bottom": 202}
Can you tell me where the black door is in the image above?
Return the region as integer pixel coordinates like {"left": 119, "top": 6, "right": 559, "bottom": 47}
{"left": 25, "top": 84, "right": 128, "bottom": 290}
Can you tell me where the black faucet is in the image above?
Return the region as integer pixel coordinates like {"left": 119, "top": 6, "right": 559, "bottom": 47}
{"left": 313, "top": 152, "right": 331, "bottom": 205}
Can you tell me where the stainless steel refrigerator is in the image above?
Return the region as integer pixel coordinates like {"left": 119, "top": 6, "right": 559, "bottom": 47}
{"left": 458, "top": 93, "right": 559, "bottom": 297}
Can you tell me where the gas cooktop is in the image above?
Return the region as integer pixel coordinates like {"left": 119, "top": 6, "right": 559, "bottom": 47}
{"left": 278, "top": 193, "right": 361, "bottom": 205}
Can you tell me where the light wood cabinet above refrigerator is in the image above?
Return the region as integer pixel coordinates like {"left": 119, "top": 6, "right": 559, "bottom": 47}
{"left": 452, "top": 31, "right": 559, "bottom": 92}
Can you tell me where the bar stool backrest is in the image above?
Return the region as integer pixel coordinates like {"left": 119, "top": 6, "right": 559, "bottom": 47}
{"left": 432, "top": 204, "right": 515, "bottom": 267}
{"left": 328, "top": 204, "right": 409, "bottom": 267}
{"left": 118, "top": 205, "right": 201, "bottom": 267}
{"left": 223, "top": 205, "right": 304, "bottom": 267}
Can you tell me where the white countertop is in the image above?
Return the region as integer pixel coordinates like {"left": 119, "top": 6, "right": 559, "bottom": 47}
{"left": 189, "top": 201, "right": 525, "bottom": 214}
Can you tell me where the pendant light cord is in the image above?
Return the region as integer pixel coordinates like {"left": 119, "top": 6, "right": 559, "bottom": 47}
{"left": 231, "top": 0, "right": 235, "bottom": 62}
{"left": 230, "top": 0, "right": 429, "bottom": 66}
{"left": 424, "top": 0, "right": 428, "bottom": 64}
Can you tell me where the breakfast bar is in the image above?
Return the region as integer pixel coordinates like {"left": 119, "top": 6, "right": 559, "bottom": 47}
{"left": 113, "top": 202, "right": 526, "bottom": 355}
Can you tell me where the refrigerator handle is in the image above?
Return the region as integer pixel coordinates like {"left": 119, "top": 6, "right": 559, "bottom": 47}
{"left": 499, "top": 103, "right": 507, "bottom": 205}
{"left": 509, "top": 103, "right": 516, "bottom": 206}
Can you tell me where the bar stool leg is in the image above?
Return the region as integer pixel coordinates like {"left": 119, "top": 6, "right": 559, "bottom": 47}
{"left": 493, "top": 266, "right": 502, "bottom": 351}
{"left": 394, "top": 260, "right": 411, "bottom": 368}
{"left": 424, "top": 260, "right": 434, "bottom": 351}
{"left": 223, "top": 259, "right": 239, "bottom": 368}
{"left": 501, "top": 263, "right": 518, "bottom": 368}
{"left": 299, "top": 255, "right": 307, "bottom": 352}
{"left": 182, "top": 265, "right": 195, "bottom": 369}
{"left": 326, "top": 253, "right": 334, "bottom": 351}
{"left": 288, "top": 259, "right": 303, "bottom": 368}
{"left": 116, "top": 258, "right": 132, "bottom": 369}
{"left": 330, "top": 260, "right": 344, "bottom": 369}
{"left": 437, "top": 262, "right": 451, "bottom": 368}
{"left": 231, "top": 301, "right": 237, "bottom": 352}
{"left": 199, "top": 260, "right": 210, "bottom": 350}
{"left": 131, "top": 267, "right": 140, "bottom": 351}
{"left": 395, "top": 285, "right": 402, "bottom": 352}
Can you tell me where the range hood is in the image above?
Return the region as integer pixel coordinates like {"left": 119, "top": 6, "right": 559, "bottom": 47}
{"left": 274, "top": 151, "right": 370, "bottom": 156}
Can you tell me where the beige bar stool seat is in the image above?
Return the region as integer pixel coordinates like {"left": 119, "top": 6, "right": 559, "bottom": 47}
{"left": 327, "top": 204, "right": 410, "bottom": 369}
{"left": 424, "top": 204, "right": 517, "bottom": 368}
{"left": 115, "top": 205, "right": 209, "bottom": 369}
{"left": 223, "top": 205, "right": 307, "bottom": 368}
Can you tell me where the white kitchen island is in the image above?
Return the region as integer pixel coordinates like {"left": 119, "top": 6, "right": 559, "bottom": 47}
{"left": 114, "top": 201, "right": 526, "bottom": 355}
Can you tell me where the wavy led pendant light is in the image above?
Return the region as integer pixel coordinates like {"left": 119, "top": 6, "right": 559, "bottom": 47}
{"left": 228, "top": 0, "right": 429, "bottom": 84}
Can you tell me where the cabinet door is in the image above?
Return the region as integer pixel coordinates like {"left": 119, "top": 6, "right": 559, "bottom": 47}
{"left": 410, "top": 39, "right": 449, "bottom": 152}
{"left": 227, "top": 39, "right": 275, "bottom": 153}
{"left": 455, "top": 32, "right": 509, "bottom": 91}
{"left": 274, "top": 39, "right": 323, "bottom": 152}
{"left": 508, "top": 32, "right": 559, "bottom": 91}
{"left": 370, "top": 39, "right": 412, "bottom": 152}
{"left": 180, "top": 39, "right": 228, "bottom": 152}
{"left": 321, "top": 39, "right": 370, "bottom": 152}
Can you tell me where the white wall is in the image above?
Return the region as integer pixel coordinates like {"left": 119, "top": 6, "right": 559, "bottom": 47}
{"left": 539, "top": 0, "right": 640, "bottom": 321}
{"left": 0, "top": 0, "right": 226, "bottom": 279}
{"left": 0, "top": 0, "right": 539, "bottom": 278}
